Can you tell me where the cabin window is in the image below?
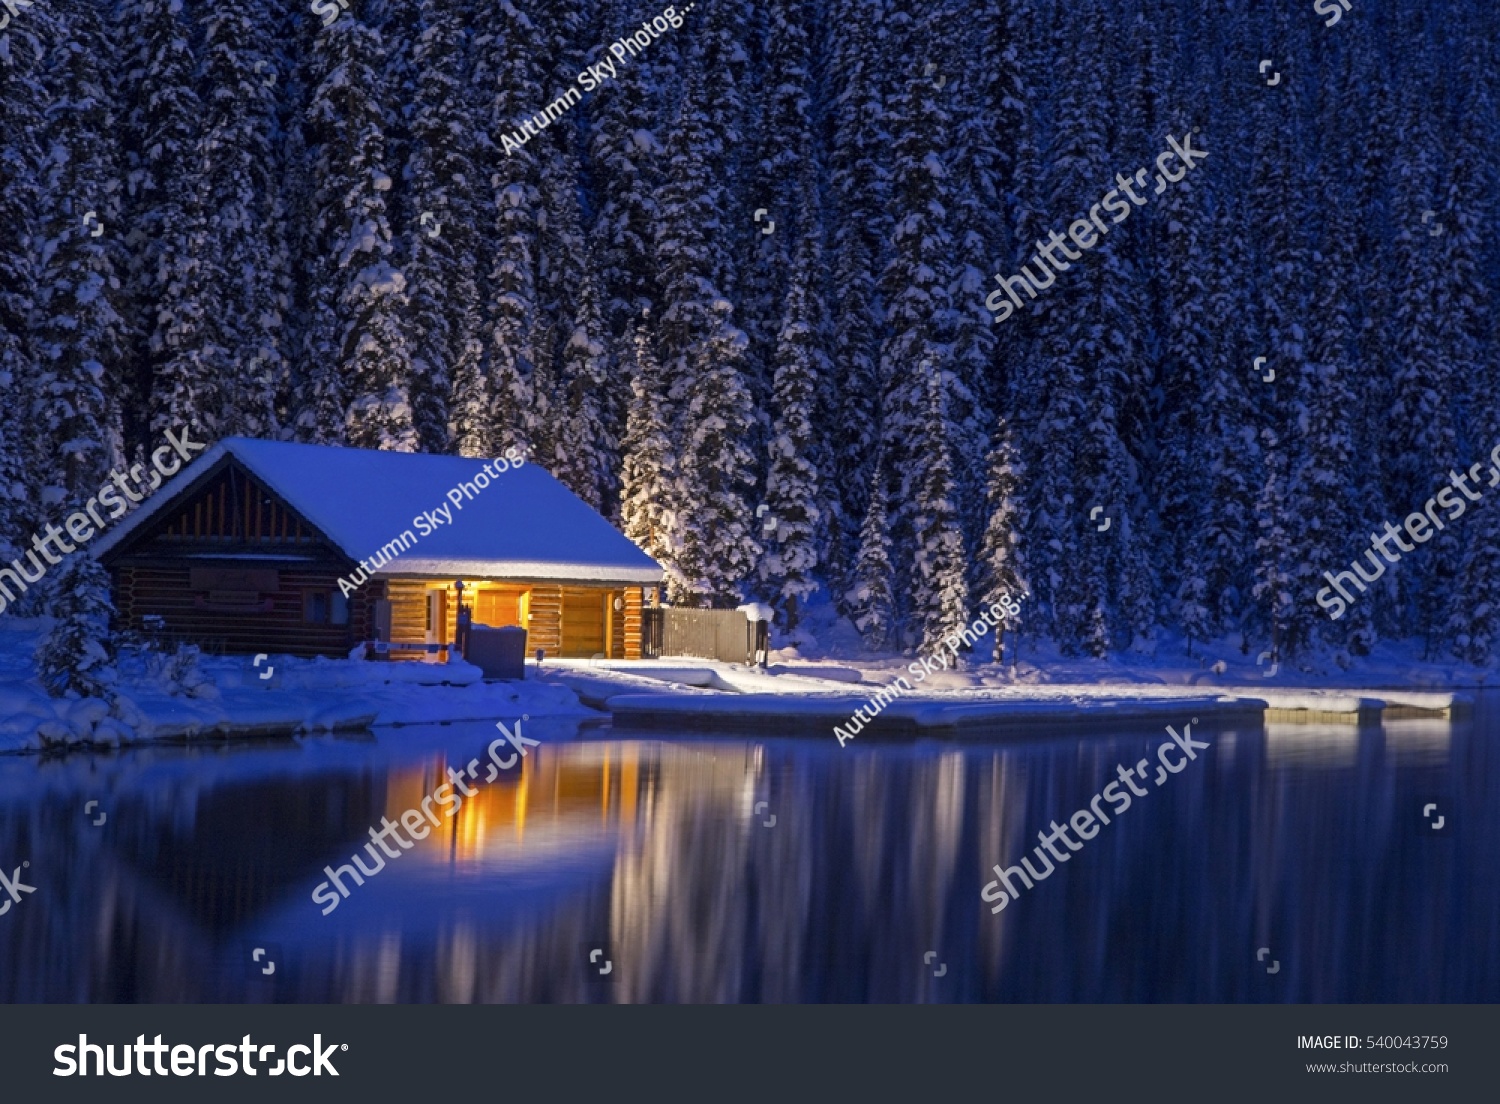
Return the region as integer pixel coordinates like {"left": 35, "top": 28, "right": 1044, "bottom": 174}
{"left": 331, "top": 592, "right": 349, "bottom": 626}
{"left": 304, "top": 592, "right": 330, "bottom": 624}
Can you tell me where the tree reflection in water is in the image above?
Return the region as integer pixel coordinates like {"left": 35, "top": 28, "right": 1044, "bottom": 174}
{"left": 0, "top": 709, "right": 1494, "bottom": 1003}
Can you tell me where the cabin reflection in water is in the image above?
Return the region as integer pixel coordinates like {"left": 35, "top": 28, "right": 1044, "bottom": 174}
{"left": 0, "top": 717, "right": 1492, "bottom": 1004}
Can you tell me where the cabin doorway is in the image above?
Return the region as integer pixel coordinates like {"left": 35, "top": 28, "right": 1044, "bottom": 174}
{"left": 560, "top": 588, "right": 610, "bottom": 658}
{"left": 424, "top": 589, "right": 447, "bottom": 663}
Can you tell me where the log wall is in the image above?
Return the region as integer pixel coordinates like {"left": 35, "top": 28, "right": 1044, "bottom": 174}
{"left": 112, "top": 563, "right": 380, "bottom": 658}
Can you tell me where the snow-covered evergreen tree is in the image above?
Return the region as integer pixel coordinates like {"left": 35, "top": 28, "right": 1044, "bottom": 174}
{"left": 761, "top": 232, "right": 825, "bottom": 633}
{"left": 876, "top": 7, "right": 973, "bottom": 645}
{"left": 33, "top": 0, "right": 129, "bottom": 503}
{"left": 589, "top": 0, "right": 664, "bottom": 336}
{"left": 825, "top": 0, "right": 890, "bottom": 615}
{"left": 980, "top": 411, "right": 1027, "bottom": 662}
{"left": 909, "top": 363, "right": 971, "bottom": 655}
{"left": 1252, "top": 425, "right": 1298, "bottom": 664}
{"left": 299, "top": 17, "right": 416, "bottom": 450}
{"left": 551, "top": 259, "right": 618, "bottom": 513}
{"left": 619, "top": 315, "right": 678, "bottom": 571}
{"left": 672, "top": 300, "right": 760, "bottom": 607}
{"left": 847, "top": 451, "right": 896, "bottom": 651}
{"left": 36, "top": 555, "right": 119, "bottom": 699}
{"left": 402, "top": 0, "right": 482, "bottom": 452}
{"left": 1245, "top": 8, "right": 1313, "bottom": 650}
{"left": 0, "top": 1, "right": 53, "bottom": 548}
{"left": 654, "top": 60, "right": 728, "bottom": 410}
{"left": 119, "top": 0, "right": 212, "bottom": 444}
{"left": 194, "top": 0, "right": 286, "bottom": 441}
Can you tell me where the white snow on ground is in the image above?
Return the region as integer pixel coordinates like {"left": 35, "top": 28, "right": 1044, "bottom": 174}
{"left": 4, "top": 583, "right": 1487, "bottom": 753}
{"left": 547, "top": 655, "right": 1466, "bottom": 716}
{"left": 0, "top": 622, "right": 592, "bottom": 754}
{"left": 768, "top": 590, "right": 1500, "bottom": 691}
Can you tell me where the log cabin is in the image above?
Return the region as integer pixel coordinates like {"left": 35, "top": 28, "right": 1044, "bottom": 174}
{"left": 91, "top": 438, "right": 664, "bottom": 660}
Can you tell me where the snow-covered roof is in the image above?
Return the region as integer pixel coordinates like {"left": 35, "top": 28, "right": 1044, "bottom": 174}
{"left": 93, "top": 438, "right": 665, "bottom": 585}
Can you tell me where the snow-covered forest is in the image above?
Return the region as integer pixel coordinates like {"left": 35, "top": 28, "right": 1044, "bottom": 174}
{"left": 1, "top": 0, "right": 1497, "bottom": 664}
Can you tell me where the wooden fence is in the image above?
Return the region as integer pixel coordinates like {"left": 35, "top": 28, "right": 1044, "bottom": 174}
{"left": 641, "top": 608, "right": 768, "bottom": 665}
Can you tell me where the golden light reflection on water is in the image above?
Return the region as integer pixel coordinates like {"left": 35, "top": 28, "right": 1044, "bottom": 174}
{"left": 375, "top": 742, "right": 761, "bottom": 869}
{"left": 0, "top": 714, "right": 1489, "bottom": 1003}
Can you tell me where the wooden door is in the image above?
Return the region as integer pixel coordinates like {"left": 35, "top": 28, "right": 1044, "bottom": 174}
{"left": 559, "top": 588, "right": 607, "bottom": 657}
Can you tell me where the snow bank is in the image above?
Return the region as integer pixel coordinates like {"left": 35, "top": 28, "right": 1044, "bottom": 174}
{"left": 0, "top": 625, "right": 594, "bottom": 754}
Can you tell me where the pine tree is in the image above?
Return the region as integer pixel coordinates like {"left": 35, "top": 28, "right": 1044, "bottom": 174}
{"left": 36, "top": 555, "right": 119, "bottom": 699}
{"left": 552, "top": 261, "right": 617, "bottom": 512}
{"left": 298, "top": 17, "right": 416, "bottom": 450}
{"left": 761, "top": 233, "right": 825, "bottom": 633}
{"left": 1252, "top": 425, "right": 1297, "bottom": 664}
{"left": 1444, "top": 19, "right": 1500, "bottom": 663}
{"left": 1245, "top": 9, "right": 1313, "bottom": 650}
{"left": 1383, "top": 69, "right": 1458, "bottom": 643}
{"left": 120, "top": 0, "right": 210, "bottom": 443}
{"left": 672, "top": 300, "right": 760, "bottom": 607}
{"left": 847, "top": 452, "right": 896, "bottom": 650}
{"left": 403, "top": 0, "right": 483, "bottom": 452}
{"left": 692, "top": 0, "right": 752, "bottom": 302}
{"left": 589, "top": 0, "right": 665, "bottom": 336}
{"left": 825, "top": 0, "right": 891, "bottom": 615}
{"left": 466, "top": 0, "right": 547, "bottom": 458}
{"left": 1197, "top": 173, "right": 1260, "bottom": 642}
{"left": 1285, "top": 212, "right": 1362, "bottom": 657}
{"left": 654, "top": 60, "right": 728, "bottom": 410}
{"left": 33, "top": 0, "right": 129, "bottom": 502}
{"left": 484, "top": 177, "right": 543, "bottom": 457}
{"left": 910, "top": 363, "right": 971, "bottom": 655}
{"left": 0, "top": 1, "right": 53, "bottom": 548}
{"left": 876, "top": 6, "right": 973, "bottom": 645}
{"left": 980, "top": 411, "right": 1027, "bottom": 662}
{"left": 740, "top": 0, "right": 816, "bottom": 448}
{"left": 1028, "top": 1, "right": 1152, "bottom": 656}
{"left": 619, "top": 315, "right": 678, "bottom": 570}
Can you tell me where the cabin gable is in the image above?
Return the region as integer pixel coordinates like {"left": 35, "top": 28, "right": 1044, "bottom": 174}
{"left": 103, "top": 456, "right": 347, "bottom": 564}
{"left": 100, "top": 457, "right": 378, "bottom": 657}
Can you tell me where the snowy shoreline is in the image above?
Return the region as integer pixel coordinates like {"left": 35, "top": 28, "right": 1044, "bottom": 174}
{"left": 0, "top": 622, "right": 594, "bottom": 754}
{"left": 553, "top": 659, "right": 1468, "bottom": 739}
{"left": 0, "top": 617, "right": 1482, "bottom": 755}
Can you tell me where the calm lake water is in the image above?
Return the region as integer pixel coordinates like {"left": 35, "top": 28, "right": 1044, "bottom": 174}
{"left": 1, "top": 698, "right": 1496, "bottom": 1003}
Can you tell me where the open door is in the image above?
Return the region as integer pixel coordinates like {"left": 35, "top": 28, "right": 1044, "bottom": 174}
{"left": 425, "top": 589, "right": 447, "bottom": 663}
